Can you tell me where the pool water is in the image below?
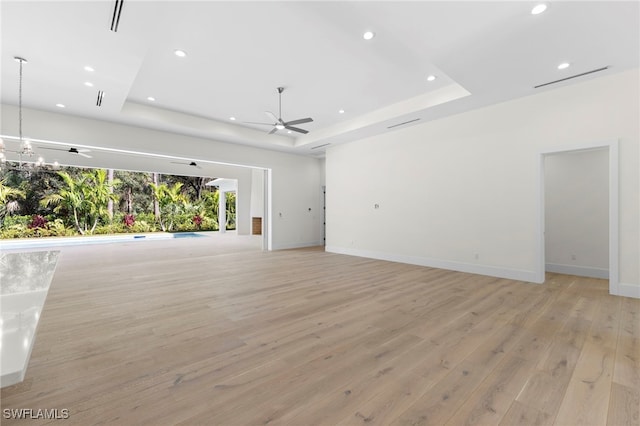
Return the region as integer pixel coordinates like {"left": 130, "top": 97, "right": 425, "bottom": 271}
{"left": 171, "top": 232, "right": 207, "bottom": 238}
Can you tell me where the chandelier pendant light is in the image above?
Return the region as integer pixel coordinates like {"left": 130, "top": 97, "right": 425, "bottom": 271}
{"left": 14, "top": 56, "right": 44, "bottom": 168}
{"left": 16, "top": 57, "right": 33, "bottom": 157}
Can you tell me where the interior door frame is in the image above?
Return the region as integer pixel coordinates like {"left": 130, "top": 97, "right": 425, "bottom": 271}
{"left": 263, "top": 168, "right": 272, "bottom": 251}
{"left": 536, "top": 139, "right": 619, "bottom": 295}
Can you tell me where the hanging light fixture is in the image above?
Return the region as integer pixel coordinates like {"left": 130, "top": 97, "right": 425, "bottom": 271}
{"left": 14, "top": 56, "right": 42, "bottom": 168}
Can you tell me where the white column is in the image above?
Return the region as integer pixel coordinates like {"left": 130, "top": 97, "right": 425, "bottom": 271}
{"left": 218, "top": 190, "right": 226, "bottom": 233}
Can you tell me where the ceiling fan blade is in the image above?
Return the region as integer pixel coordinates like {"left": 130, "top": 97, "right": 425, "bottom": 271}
{"left": 77, "top": 148, "right": 91, "bottom": 153}
{"left": 243, "top": 121, "right": 274, "bottom": 126}
{"left": 41, "top": 147, "right": 63, "bottom": 152}
{"left": 78, "top": 153, "right": 92, "bottom": 158}
{"left": 284, "top": 117, "right": 313, "bottom": 126}
{"left": 284, "top": 125, "right": 309, "bottom": 134}
{"left": 268, "top": 127, "right": 278, "bottom": 135}
{"left": 265, "top": 111, "right": 279, "bottom": 123}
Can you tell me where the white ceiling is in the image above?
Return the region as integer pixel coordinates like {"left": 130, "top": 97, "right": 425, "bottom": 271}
{"left": 1, "top": 1, "right": 638, "bottom": 171}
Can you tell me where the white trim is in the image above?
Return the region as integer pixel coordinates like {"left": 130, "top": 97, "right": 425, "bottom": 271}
{"left": 608, "top": 141, "right": 620, "bottom": 294}
{"left": 537, "top": 139, "right": 620, "bottom": 295}
{"left": 264, "top": 168, "right": 272, "bottom": 251}
{"left": 545, "top": 263, "right": 609, "bottom": 279}
{"left": 274, "top": 241, "right": 324, "bottom": 250}
{"left": 615, "top": 283, "right": 640, "bottom": 299}
{"left": 326, "top": 246, "right": 538, "bottom": 283}
{"left": 536, "top": 154, "right": 546, "bottom": 283}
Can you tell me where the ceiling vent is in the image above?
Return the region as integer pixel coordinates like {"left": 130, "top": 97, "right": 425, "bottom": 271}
{"left": 110, "top": 0, "right": 124, "bottom": 32}
{"left": 96, "top": 90, "right": 105, "bottom": 107}
{"left": 534, "top": 66, "right": 609, "bottom": 89}
{"left": 387, "top": 118, "right": 420, "bottom": 129}
{"left": 311, "top": 143, "right": 331, "bottom": 150}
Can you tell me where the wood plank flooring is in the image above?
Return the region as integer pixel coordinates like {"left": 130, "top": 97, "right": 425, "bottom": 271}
{"left": 1, "top": 236, "right": 638, "bottom": 425}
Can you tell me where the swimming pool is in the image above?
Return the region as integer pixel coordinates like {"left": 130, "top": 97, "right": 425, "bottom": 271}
{"left": 0, "top": 232, "right": 210, "bottom": 250}
{"left": 171, "top": 232, "right": 207, "bottom": 238}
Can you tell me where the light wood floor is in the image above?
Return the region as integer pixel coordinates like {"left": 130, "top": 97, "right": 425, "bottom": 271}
{"left": 1, "top": 236, "right": 639, "bottom": 425}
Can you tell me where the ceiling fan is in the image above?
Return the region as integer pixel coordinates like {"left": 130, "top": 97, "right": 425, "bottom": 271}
{"left": 244, "top": 87, "right": 313, "bottom": 134}
{"left": 171, "top": 160, "right": 202, "bottom": 169}
{"left": 42, "top": 147, "right": 92, "bottom": 158}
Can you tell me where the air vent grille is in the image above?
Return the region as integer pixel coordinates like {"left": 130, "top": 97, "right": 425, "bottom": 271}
{"left": 311, "top": 143, "right": 331, "bottom": 150}
{"left": 110, "top": 0, "right": 124, "bottom": 32}
{"left": 96, "top": 91, "right": 105, "bottom": 107}
{"left": 387, "top": 118, "right": 420, "bottom": 129}
{"left": 534, "top": 66, "right": 609, "bottom": 89}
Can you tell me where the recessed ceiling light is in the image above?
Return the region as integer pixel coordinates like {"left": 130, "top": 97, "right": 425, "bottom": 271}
{"left": 531, "top": 4, "right": 548, "bottom": 15}
{"left": 147, "top": 96, "right": 156, "bottom": 101}
{"left": 229, "top": 117, "right": 236, "bottom": 121}
{"left": 84, "top": 66, "right": 94, "bottom": 72}
{"left": 363, "top": 31, "right": 375, "bottom": 40}
{"left": 275, "top": 124, "right": 285, "bottom": 130}
{"left": 427, "top": 75, "right": 437, "bottom": 82}
{"left": 174, "top": 49, "right": 187, "bottom": 57}
{"left": 287, "top": 130, "right": 292, "bottom": 134}
{"left": 55, "top": 103, "right": 65, "bottom": 108}
{"left": 84, "top": 81, "right": 94, "bottom": 87}
{"left": 558, "top": 62, "right": 570, "bottom": 70}
{"left": 339, "top": 109, "right": 345, "bottom": 114}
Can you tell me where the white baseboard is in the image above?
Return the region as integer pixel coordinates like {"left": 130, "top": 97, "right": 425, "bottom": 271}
{"left": 325, "top": 246, "right": 538, "bottom": 283}
{"left": 273, "top": 240, "right": 324, "bottom": 250}
{"left": 614, "top": 282, "right": 640, "bottom": 299}
{"left": 545, "top": 263, "right": 609, "bottom": 279}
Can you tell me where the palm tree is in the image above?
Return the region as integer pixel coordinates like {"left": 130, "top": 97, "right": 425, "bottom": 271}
{"left": 86, "top": 168, "right": 120, "bottom": 226}
{"left": 41, "top": 172, "right": 87, "bottom": 234}
{"left": 41, "top": 169, "right": 119, "bottom": 235}
{"left": 0, "top": 178, "right": 26, "bottom": 226}
{"left": 149, "top": 181, "right": 188, "bottom": 231}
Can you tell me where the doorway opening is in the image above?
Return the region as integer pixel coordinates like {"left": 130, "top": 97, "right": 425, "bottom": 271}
{"left": 537, "top": 140, "right": 619, "bottom": 295}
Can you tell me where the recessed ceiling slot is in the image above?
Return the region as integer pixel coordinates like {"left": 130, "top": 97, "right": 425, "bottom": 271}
{"left": 96, "top": 90, "right": 105, "bottom": 107}
{"left": 534, "top": 66, "right": 609, "bottom": 89}
{"left": 110, "top": 0, "right": 124, "bottom": 32}
{"left": 387, "top": 118, "right": 420, "bottom": 129}
{"left": 311, "top": 143, "right": 331, "bottom": 150}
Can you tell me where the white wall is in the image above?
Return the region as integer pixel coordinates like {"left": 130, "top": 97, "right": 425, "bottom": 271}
{"left": 544, "top": 149, "right": 609, "bottom": 278}
{"left": 250, "top": 168, "right": 264, "bottom": 219}
{"left": 1, "top": 106, "right": 324, "bottom": 250}
{"left": 326, "top": 69, "right": 639, "bottom": 297}
{"left": 235, "top": 172, "right": 251, "bottom": 236}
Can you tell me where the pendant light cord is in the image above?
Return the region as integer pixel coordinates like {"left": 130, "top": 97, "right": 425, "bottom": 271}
{"left": 18, "top": 58, "right": 23, "bottom": 142}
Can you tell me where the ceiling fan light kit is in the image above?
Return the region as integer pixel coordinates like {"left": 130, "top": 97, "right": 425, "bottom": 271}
{"left": 42, "top": 146, "right": 92, "bottom": 158}
{"left": 170, "top": 160, "right": 202, "bottom": 169}
{"left": 245, "top": 87, "right": 313, "bottom": 135}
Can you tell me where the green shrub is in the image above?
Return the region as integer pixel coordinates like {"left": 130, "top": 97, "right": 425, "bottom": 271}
{"left": 136, "top": 212, "right": 157, "bottom": 224}
{"left": 130, "top": 220, "right": 155, "bottom": 233}
{"left": 3, "top": 215, "right": 32, "bottom": 228}
{"left": 47, "top": 219, "right": 76, "bottom": 237}
{"left": 94, "top": 223, "right": 128, "bottom": 235}
{"left": 0, "top": 218, "right": 77, "bottom": 239}
{"left": 0, "top": 224, "right": 34, "bottom": 239}
{"left": 201, "top": 217, "right": 218, "bottom": 231}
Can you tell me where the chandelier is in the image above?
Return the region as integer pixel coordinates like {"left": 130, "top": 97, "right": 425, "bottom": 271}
{"left": 0, "top": 56, "right": 45, "bottom": 170}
